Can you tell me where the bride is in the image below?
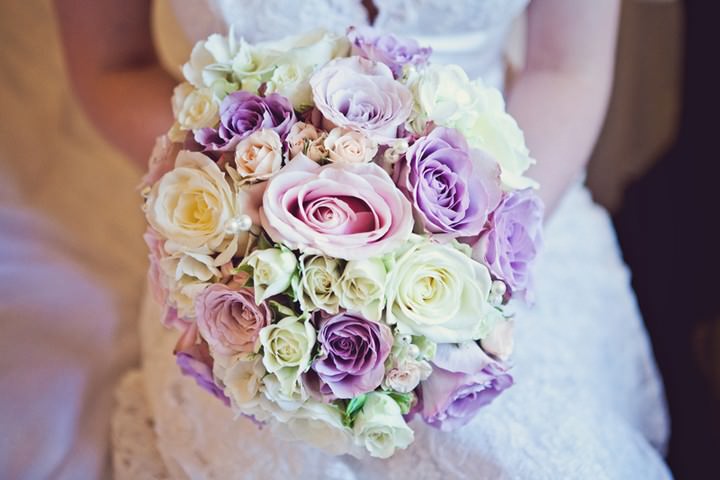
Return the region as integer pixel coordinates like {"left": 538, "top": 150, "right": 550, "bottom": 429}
{"left": 53, "top": 0, "right": 671, "bottom": 478}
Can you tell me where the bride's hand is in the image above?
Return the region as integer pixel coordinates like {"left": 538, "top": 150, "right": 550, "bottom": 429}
{"left": 507, "top": 0, "right": 620, "bottom": 216}
{"left": 54, "top": 0, "right": 175, "bottom": 168}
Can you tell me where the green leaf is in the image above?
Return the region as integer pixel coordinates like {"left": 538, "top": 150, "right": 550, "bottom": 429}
{"left": 343, "top": 394, "right": 368, "bottom": 427}
{"left": 388, "top": 392, "right": 413, "bottom": 415}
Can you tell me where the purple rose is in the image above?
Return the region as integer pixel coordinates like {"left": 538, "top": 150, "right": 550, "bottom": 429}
{"left": 312, "top": 312, "right": 393, "bottom": 399}
{"left": 397, "top": 127, "right": 502, "bottom": 238}
{"left": 472, "top": 189, "right": 544, "bottom": 298}
{"left": 195, "top": 284, "right": 272, "bottom": 356}
{"left": 309, "top": 57, "right": 412, "bottom": 144}
{"left": 347, "top": 26, "right": 431, "bottom": 78}
{"left": 195, "top": 91, "right": 296, "bottom": 151}
{"left": 174, "top": 323, "right": 230, "bottom": 405}
{"left": 421, "top": 342, "right": 512, "bottom": 431}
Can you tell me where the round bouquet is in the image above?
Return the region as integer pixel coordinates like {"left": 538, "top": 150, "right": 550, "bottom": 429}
{"left": 141, "top": 26, "right": 544, "bottom": 459}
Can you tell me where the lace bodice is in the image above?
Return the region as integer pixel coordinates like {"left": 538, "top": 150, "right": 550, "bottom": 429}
{"left": 155, "top": 0, "right": 529, "bottom": 88}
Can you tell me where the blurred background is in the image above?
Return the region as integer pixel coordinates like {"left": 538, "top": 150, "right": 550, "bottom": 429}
{"left": 1, "top": 0, "right": 717, "bottom": 478}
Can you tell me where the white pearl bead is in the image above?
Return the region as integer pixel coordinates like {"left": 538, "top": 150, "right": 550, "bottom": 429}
{"left": 225, "top": 214, "right": 253, "bottom": 234}
{"left": 490, "top": 280, "right": 507, "bottom": 297}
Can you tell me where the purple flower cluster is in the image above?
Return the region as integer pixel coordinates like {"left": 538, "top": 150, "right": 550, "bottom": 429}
{"left": 348, "top": 26, "right": 431, "bottom": 78}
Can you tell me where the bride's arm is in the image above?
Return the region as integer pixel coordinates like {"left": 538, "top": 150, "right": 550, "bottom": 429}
{"left": 507, "top": 0, "right": 620, "bottom": 215}
{"left": 54, "top": 0, "right": 175, "bottom": 167}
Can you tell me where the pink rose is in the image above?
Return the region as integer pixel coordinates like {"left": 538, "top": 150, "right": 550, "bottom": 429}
{"left": 195, "top": 284, "right": 272, "bottom": 356}
{"left": 260, "top": 154, "right": 413, "bottom": 260}
{"left": 310, "top": 57, "right": 412, "bottom": 144}
{"left": 140, "top": 135, "right": 181, "bottom": 190}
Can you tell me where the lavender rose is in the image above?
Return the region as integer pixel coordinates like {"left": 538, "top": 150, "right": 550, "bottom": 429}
{"left": 195, "top": 284, "right": 272, "bottom": 356}
{"left": 397, "top": 127, "right": 502, "bottom": 237}
{"left": 421, "top": 342, "right": 512, "bottom": 431}
{"left": 347, "top": 26, "right": 431, "bottom": 78}
{"left": 195, "top": 91, "right": 296, "bottom": 151}
{"left": 174, "top": 323, "right": 230, "bottom": 405}
{"left": 309, "top": 57, "right": 412, "bottom": 144}
{"left": 313, "top": 312, "right": 393, "bottom": 399}
{"left": 472, "top": 189, "right": 544, "bottom": 298}
{"left": 260, "top": 154, "right": 413, "bottom": 260}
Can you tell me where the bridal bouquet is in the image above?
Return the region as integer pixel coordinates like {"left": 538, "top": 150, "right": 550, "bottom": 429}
{"left": 141, "top": 27, "right": 543, "bottom": 459}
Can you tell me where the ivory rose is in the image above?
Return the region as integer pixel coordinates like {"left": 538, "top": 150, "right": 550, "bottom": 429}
{"left": 233, "top": 129, "right": 284, "bottom": 183}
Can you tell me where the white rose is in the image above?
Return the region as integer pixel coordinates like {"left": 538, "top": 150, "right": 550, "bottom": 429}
{"left": 385, "top": 239, "right": 496, "bottom": 343}
{"left": 222, "top": 355, "right": 266, "bottom": 412}
{"left": 353, "top": 393, "right": 414, "bottom": 459}
{"left": 293, "top": 254, "right": 342, "bottom": 314}
{"left": 260, "top": 30, "right": 350, "bottom": 109}
{"left": 231, "top": 39, "right": 276, "bottom": 81}
{"left": 272, "top": 401, "right": 357, "bottom": 456}
{"left": 481, "top": 318, "right": 515, "bottom": 361}
{"left": 182, "top": 33, "right": 239, "bottom": 88}
{"left": 337, "top": 258, "right": 387, "bottom": 321}
{"left": 243, "top": 247, "right": 298, "bottom": 304}
{"left": 233, "top": 129, "right": 284, "bottom": 183}
{"left": 259, "top": 315, "right": 315, "bottom": 374}
{"left": 265, "top": 63, "right": 315, "bottom": 109}
{"left": 452, "top": 83, "right": 537, "bottom": 190}
{"left": 262, "top": 371, "right": 309, "bottom": 413}
{"left": 160, "top": 251, "right": 220, "bottom": 318}
{"left": 412, "top": 64, "right": 480, "bottom": 127}
{"left": 172, "top": 83, "right": 219, "bottom": 131}
{"left": 286, "top": 122, "right": 328, "bottom": 161}
{"left": 145, "top": 151, "right": 254, "bottom": 263}
{"left": 324, "top": 128, "right": 378, "bottom": 164}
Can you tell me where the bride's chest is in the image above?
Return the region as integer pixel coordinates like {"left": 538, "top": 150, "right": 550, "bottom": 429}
{"left": 168, "top": 0, "right": 529, "bottom": 43}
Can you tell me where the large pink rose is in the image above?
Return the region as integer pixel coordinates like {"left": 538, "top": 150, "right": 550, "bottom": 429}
{"left": 309, "top": 57, "right": 412, "bottom": 144}
{"left": 195, "top": 284, "right": 272, "bottom": 356}
{"left": 260, "top": 154, "right": 413, "bottom": 260}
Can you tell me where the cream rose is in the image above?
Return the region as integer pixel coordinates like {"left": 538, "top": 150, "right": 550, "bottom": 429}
{"left": 172, "top": 83, "right": 219, "bottom": 131}
{"left": 337, "top": 258, "right": 387, "bottom": 321}
{"left": 222, "top": 355, "right": 266, "bottom": 413}
{"left": 293, "top": 254, "right": 342, "bottom": 314}
{"left": 385, "top": 238, "right": 497, "bottom": 343}
{"left": 160, "top": 251, "right": 220, "bottom": 318}
{"left": 183, "top": 33, "right": 239, "bottom": 88}
{"left": 259, "top": 314, "right": 315, "bottom": 374}
{"left": 145, "top": 151, "right": 259, "bottom": 264}
{"left": 233, "top": 129, "right": 284, "bottom": 183}
{"left": 285, "top": 122, "right": 327, "bottom": 161}
{"left": 262, "top": 371, "right": 310, "bottom": 413}
{"left": 242, "top": 247, "right": 298, "bottom": 304}
{"left": 353, "top": 393, "right": 414, "bottom": 458}
{"left": 324, "top": 128, "right": 378, "bottom": 164}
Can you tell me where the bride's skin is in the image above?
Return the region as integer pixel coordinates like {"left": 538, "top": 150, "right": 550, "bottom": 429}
{"left": 54, "top": 0, "right": 619, "bottom": 216}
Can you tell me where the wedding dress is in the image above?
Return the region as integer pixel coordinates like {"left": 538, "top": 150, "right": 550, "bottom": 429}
{"left": 112, "top": 1, "right": 672, "bottom": 478}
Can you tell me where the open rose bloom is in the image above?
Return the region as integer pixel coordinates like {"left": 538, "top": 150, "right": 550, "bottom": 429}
{"left": 142, "top": 26, "right": 543, "bottom": 459}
